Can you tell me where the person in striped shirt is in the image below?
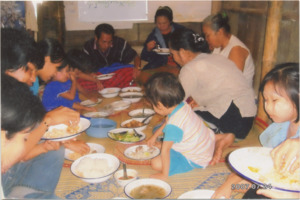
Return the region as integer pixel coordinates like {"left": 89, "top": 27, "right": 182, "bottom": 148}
{"left": 145, "top": 72, "right": 215, "bottom": 180}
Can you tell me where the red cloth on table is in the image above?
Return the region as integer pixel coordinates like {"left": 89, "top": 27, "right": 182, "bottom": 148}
{"left": 77, "top": 67, "right": 135, "bottom": 91}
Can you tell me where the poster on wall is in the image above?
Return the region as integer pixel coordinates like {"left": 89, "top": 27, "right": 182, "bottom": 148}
{"left": 78, "top": 1, "right": 148, "bottom": 22}
{"left": 1, "top": 1, "right": 26, "bottom": 28}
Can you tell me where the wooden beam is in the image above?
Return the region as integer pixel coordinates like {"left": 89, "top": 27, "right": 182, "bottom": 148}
{"left": 211, "top": 1, "right": 223, "bottom": 15}
{"left": 257, "top": 1, "right": 283, "bottom": 123}
{"left": 223, "top": 7, "right": 268, "bottom": 15}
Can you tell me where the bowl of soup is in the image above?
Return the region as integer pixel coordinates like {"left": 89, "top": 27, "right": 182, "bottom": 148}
{"left": 124, "top": 178, "right": 172, "bottom": 199}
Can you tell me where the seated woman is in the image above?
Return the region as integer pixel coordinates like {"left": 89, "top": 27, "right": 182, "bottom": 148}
{"left": 1, "top": 74, "right": 61, "bottom": 199}
{"left": 141, "top": 6, "right": 185, "bottom": 70}
{"left": 169, "top": 28, "right": 257, "bottom": 165}
{"left": 202, "top": 12, "right": 255, "bottom": 86}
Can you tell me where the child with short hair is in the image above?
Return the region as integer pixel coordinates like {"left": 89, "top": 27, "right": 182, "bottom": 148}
{"left": 212, "top": 63, "right": 299, "bottom": 199}
{"left": 66, "top": 49, "right": 104, "bottom": 91}
{"left": 145, "top": 72, "right": 215, "bottom": 180}
{"left": 42, "top": 59, "right": 96, "bottom": 112}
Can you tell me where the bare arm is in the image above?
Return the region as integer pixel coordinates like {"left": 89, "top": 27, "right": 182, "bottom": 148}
{"left": 21, "top": 107, "right": 80, "bottom": 158}
{"left": 22, "top": 141, "right": 61, "bottom": 161}
{"left": 211, "top": 172, "right": 248, "bottom": 199}
{"left": 59, "top": 74, "right": 77, "bottom": 100}
{"left": 134, "top": 55, "right": 141, "bottom": 69}
{"left": 228, "top": 46, "right": 249, "bottom": 72}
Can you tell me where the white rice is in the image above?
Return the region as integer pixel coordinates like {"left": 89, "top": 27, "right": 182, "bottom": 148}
{"left": 75, "top": 157, "right": 111, "bottom": 178}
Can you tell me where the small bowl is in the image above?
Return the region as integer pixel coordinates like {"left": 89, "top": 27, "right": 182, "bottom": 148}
{"left": 71, "top": 153, "right": 120, "bottom": 183}
{"left": 120, "top": 118, "right": 150, "bottom": 131}
{"left": 121, "top": 86, "right": 142, "bottom": 93}
{"left": 124, "top": 178, "right": 172, "bottom": 199}
{"left": 114, "top": 169, "right": 138, "bottom": 187}
{"left": 128, "top": 108, "right": 155, "bottom": 119}
{"left": 86, "top": 118, "right": 117, "bottom": 138}
{"left": 99, "top": 87, "right": 121, "bottom": 98}
{"left": 119, "top": 92, "right": 143, "bottom": 103}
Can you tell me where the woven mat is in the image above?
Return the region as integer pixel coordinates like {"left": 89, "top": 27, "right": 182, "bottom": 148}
{"left": 55, "top": 116, "right": 266, "bottom": 199}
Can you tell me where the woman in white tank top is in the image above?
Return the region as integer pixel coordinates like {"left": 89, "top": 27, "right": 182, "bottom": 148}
{"left": 202, "top": 12, "right": 255, "bottom": 87}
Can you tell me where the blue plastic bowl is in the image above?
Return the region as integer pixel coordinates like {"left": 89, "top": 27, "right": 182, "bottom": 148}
{"left": 86, "top": 118, "right": 117, "bottom": 138}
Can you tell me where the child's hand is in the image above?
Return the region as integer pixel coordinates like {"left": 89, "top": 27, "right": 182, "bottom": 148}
{"left": 147, "top": 136, "right": 157, "bottom": 147}
{"left": 64, "top": 140, "right": 90, "bottom": 155}
{"left": 84, "top": 106, "right": 97, "bottom": 112}
{"left": 96, "top": 80, "right": 104, "bottom": 90}
{"left": 70, "top": 73, "right": 77, "bottom": 82}
{"left": 271, "top": 138, "right": 300, "bottom": 174}
{"left": 150, "top": 173, "right": 167, "bottom": 180}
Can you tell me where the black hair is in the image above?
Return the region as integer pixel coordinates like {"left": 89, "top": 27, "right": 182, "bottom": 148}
{"left": 66, "top": 49, "right": 95, "bottom": 73}
{"left": 260, "top": 62, "right": 299, "bottom": 122}
{"left": 169, "top": 28, "right": 210, "bottom": 53}
{"left": 94, "top": 23, "right": 115, "bottom": 39}
{"left": 203, "top": 11, "right": 231, "bottom": 33}
{"left": 1, "top": 74, "right": 46, "bottom": 139}
{"left": 36, "top": 38, "right": 65, "bottom": 64}
{"left": 145, "top": 72, "right": 185, "bottom": 108}
{"left": 1, "top": 28, "right": 44, "bottom": 73}
{"left": 155, "top": 6, "right": 173, "bottom": 23}
{"left": 56, "top": 58, "right": 69, "bottom": 71}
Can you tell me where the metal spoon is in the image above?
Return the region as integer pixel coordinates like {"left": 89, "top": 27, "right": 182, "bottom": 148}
{"left": 141, "top": 113, "right": 154, "bottom": 124}
{"left": 122, "top": 162, "right": 129, "bottom": 180}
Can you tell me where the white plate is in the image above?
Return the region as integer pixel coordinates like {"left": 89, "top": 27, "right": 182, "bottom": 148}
{"left": 124, "top": 145, "right": 160, "bottom": 160}
{"left": 229, "top": 147, "right": 300, "bottom": 192}
{"left": 99, "top": 87, "right": 121, "bottom": 98}
{"left": 65, "top": 143, "right": 105, "bottom": 161}
{"left": 177, "top": 189, "right": 215, "bottom": 199}
{"left": 128, "top": 108, "right": 155, "bottom": 118}
{"left": 119, "top": 92, "right": 143, "bottom": 103}
{"left": 83, "top": 111, "right": 110, "bottom": 118}
{"left": 110, "top": 100, "right": 131, "bottom": 111}
{"left": 121, "top": 86, "right": 142, "bottom": 93}
{"left": 80, "top": 98, "right": 102, "bottom": 107}
{"left": 41, "top": 118, "right": 90, "bottom": 141}
{"left": 97, "top": 73, "right": 115, "bottom": 80}
{"left": 107, "top": 128, "right": 145, "bottom": 144}
{"left": 124, "top": 178, "right": 172, "bottom": 199}
{"left": 153, "top": 48, "right": 170, "bottom": 55}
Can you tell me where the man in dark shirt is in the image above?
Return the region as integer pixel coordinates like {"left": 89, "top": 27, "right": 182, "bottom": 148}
{"left": 83, "top": 23, "right": 141, "bottom": 71}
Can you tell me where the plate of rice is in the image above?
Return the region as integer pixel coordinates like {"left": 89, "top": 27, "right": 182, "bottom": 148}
{"left": 71, "top": 153, "right": 120, "bottom": 183}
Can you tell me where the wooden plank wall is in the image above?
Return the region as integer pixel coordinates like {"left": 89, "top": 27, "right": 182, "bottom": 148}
{"left": 220, "top": 1, "right": 299, "bottom": 96}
